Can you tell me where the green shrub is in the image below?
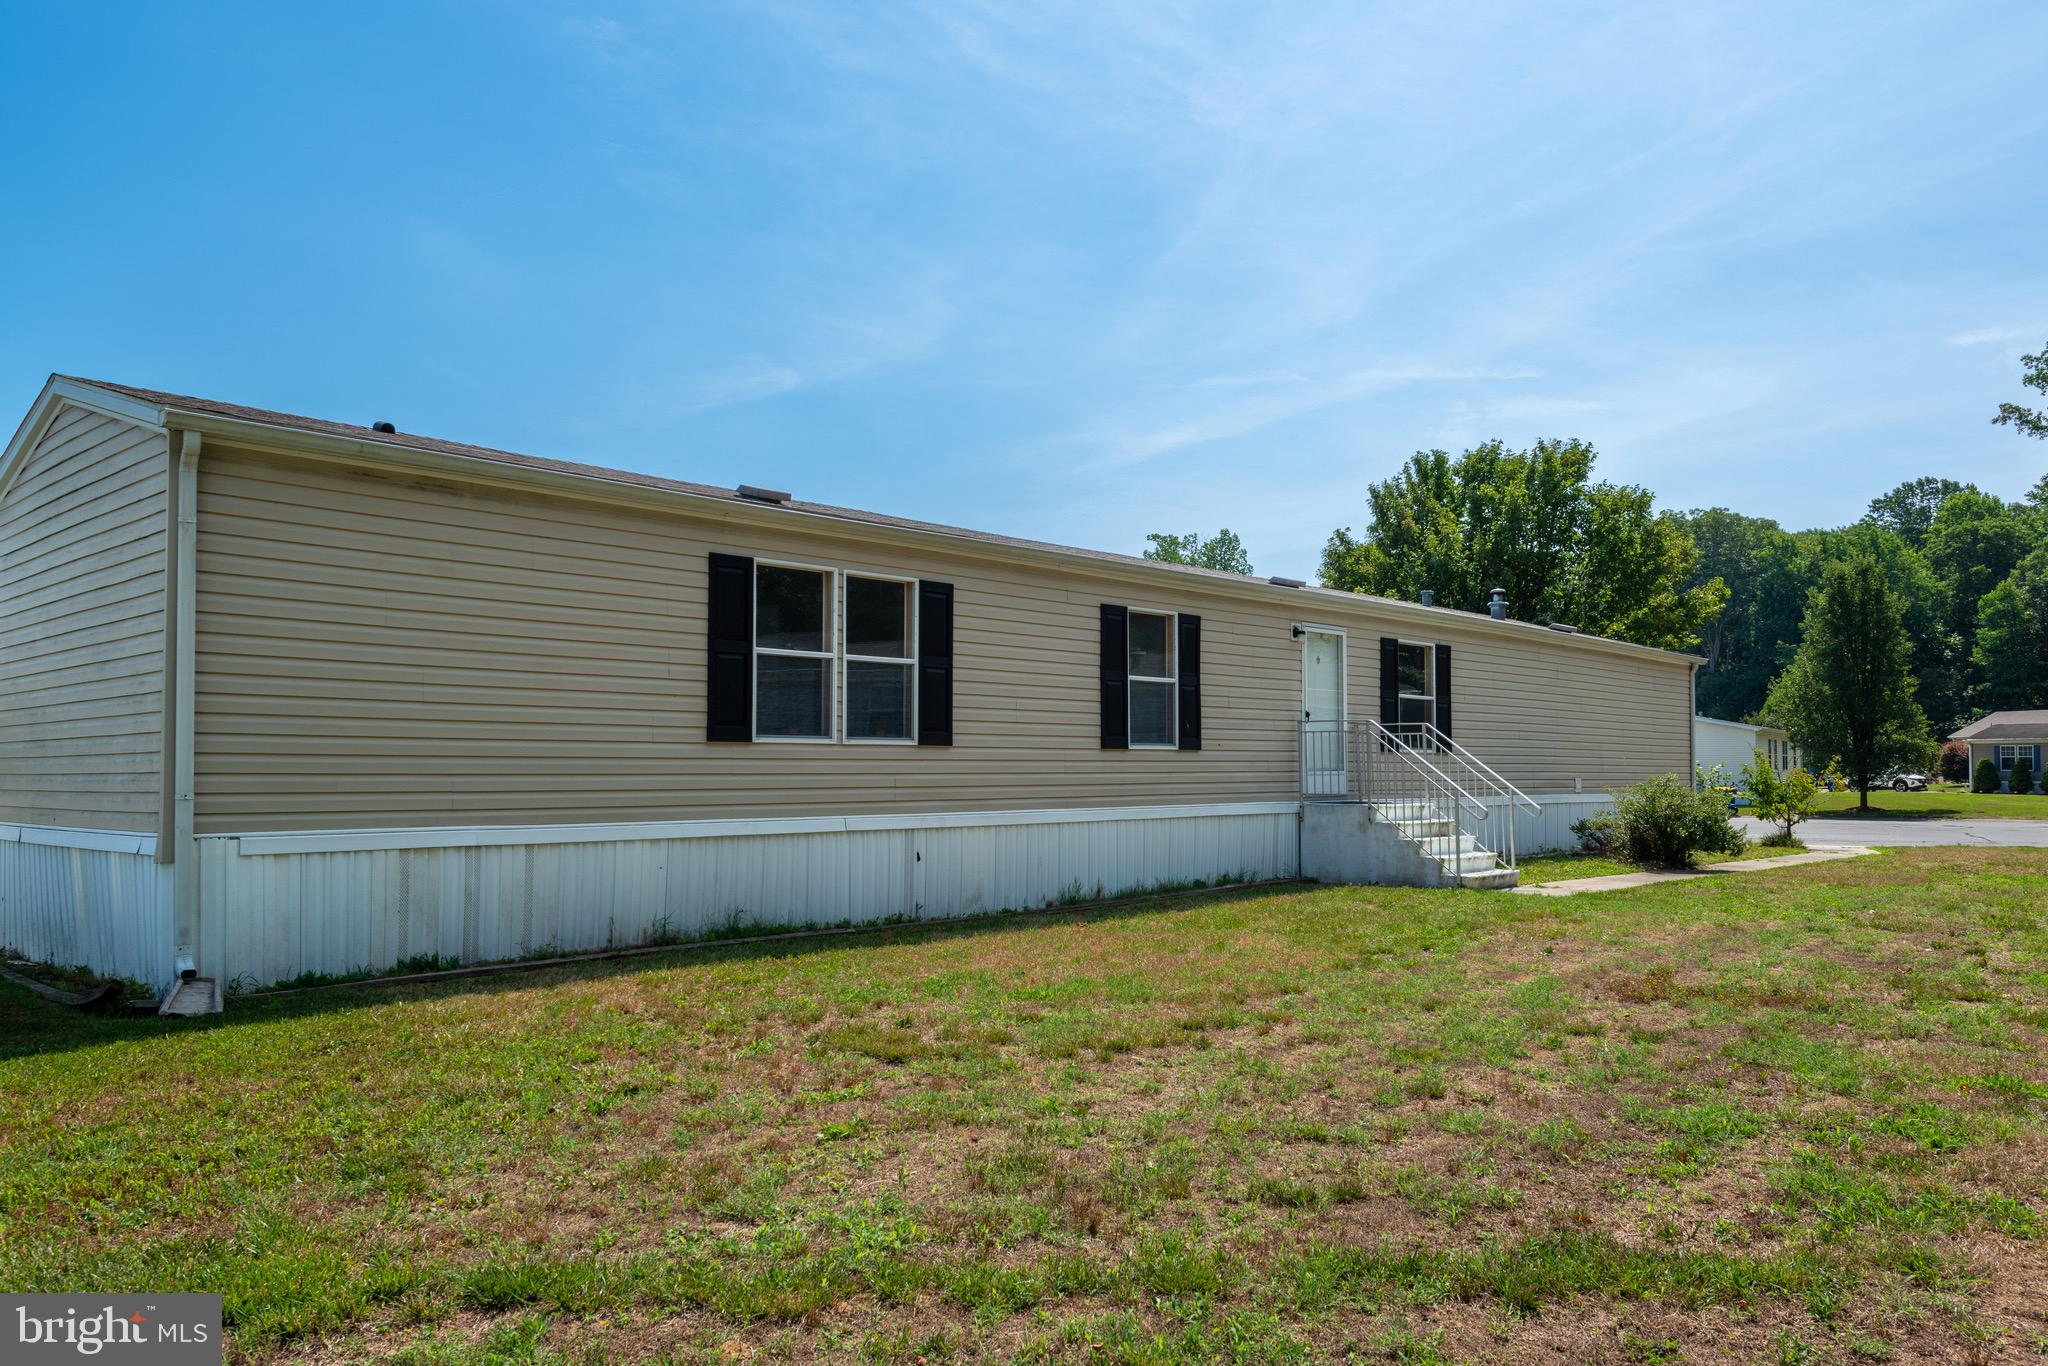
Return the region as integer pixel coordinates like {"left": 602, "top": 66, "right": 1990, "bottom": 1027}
{"left": 1973, "top": 758, "right": 2002, "bottom": 794}
{"left": 2010, "top": 757, "right": 2036, "bottom": 795}
{"left": 1604, "top": 773, "right": 1746, "bottom": 869}
{"left": 1938, "top": 741, "right": 1970, "bottom": 784}
{"left": 1571, "top": 811, "right": 1620, "bottom": 854}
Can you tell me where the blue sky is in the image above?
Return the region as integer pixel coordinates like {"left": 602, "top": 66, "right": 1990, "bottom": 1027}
{"left": 3, "top": 3, "right": 2045, "bottom": 579}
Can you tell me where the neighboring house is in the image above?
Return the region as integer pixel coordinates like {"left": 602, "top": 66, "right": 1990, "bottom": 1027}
{"left": 1693, "top": 716, "right": 1801, "bottom": 783}
{"left": 1950, "top": 712, "right": 2048, "bottom": 792}
{"left": 1, "top": 377, "right": 1702, "bottom": 999}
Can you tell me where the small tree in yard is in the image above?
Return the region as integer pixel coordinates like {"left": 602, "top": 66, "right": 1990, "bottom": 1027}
{"left": 1740, "top": 751, "right": 1839, "bottom": 846}
{"left": 1973, "top": 758, "right": 2002, "bottom": 793}
{"left": 2011, "top": 755, "right": 2037, "bottom": 795}
{"left": 1767, "top": 555, "right": 1934, "bottom": 812}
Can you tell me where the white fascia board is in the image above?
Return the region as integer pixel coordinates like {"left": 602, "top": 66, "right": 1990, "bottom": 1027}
{"left": 0, "top": 823, "right": 159, "bottom": 855}
{"left": 224, "top": 801, "right": 1303, "bottom": 857}
{"left": 156, "top": 404, "right": 1701, "bottom": 671}
{"left": 1, "top": 379, "right": 168, "bottom": 503}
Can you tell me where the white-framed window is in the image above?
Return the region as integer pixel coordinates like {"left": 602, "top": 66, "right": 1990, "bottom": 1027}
{"left": 1997, "top": 744, "right": 2037, "bottom": 772}
{"left": 1128, "top": 609, "right": 1177, "bottom": 748}
{"left": 1396, "top": 640, "right": 1436, "bottom": 737}
{"left": 754, "top": 562, "right": 835, "bottom": 741}
{"left": 843, "top": 572, "right": 916, "bottom": 744}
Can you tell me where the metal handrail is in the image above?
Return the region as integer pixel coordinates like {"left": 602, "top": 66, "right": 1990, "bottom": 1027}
{"left": 1394, "top": 721, "right": 1541, "bottom": 814}
{"left": 1299, "top": 718, "right": 1529, "bottom": 873}
{"left": 1363, "top": 719, "right": 1489, "bottom": 875}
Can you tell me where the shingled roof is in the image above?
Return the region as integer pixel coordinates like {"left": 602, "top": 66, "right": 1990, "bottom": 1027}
{"left": 1951, "top": 711, "right": 2048, "bottom": 741}
{"left": 48, "top": 374, "right": 1701, "bottom": 665}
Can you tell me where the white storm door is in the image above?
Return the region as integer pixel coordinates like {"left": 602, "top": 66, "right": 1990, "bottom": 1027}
{"left": 1302, "top": 630, "right": 1347, "bottom": 795}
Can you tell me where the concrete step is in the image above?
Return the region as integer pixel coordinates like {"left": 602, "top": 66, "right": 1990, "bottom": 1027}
{"left": 1411, "top": 834, "right": 1485, "bottom": 858}
{"left": 1440, "top": 850, "right": 1501, "bottom": 875}
{"left": 1456, "top": 866, "right": 1521, "bottom": 890}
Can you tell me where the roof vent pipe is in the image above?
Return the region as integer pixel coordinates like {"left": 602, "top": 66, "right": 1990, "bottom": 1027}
{"left": 1488, "top": 587, "right": 1508, "bottom": 620}
{"left": 1419, "top": 588, "right": 1435, "bottom": 607}
{"left": 371, "top": 421, "right": 396, "bottom": 434}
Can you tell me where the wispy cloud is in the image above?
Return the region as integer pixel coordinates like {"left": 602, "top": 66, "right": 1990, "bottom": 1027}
{"left": 1081, "top": 363, "right": 1544, "bottom": 466}
{"left": 1949, "top": 325, "right": 2041, "bottom": 349}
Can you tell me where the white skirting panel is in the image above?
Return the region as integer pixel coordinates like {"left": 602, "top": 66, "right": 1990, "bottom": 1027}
{"left": 1480, "top": 793, "right": 1615, "bottom": 855}
{"left": 196, "top": 804, "right": 1301, "bottom": 989}
{"left": 0, "top": 826, "right": 174, "bottom": 989}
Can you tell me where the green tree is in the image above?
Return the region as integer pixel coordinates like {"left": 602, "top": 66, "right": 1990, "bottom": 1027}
{"left": 1680, "top": 508, "right": 1810, "bottom": 720}
{"left": 1740, "top": 749, "right": 1839, "bottom": 846}
{"left": 1320, "top": 439, "right": 1726, "bottom": 650}
{"left": 1924, "top": 489, "right": 2029, "bottom": 700}
{"left": 1862, "top": 477, "right": 1976, "bottom": 548}
{"left": 1795, "top": 523, "right": 1962, "bottom": 734}
{"left": 1992, "top": 340, "right": 2048, "bottom": 439}
{"left": 1975, "top": 547, "right": 2048, "bottom": 711}
{"left": 1142, "top": 529, "right": 1253, "bottom": 575}
{"left": 1767, "top": 556, "right": 1933, "bottom": 812}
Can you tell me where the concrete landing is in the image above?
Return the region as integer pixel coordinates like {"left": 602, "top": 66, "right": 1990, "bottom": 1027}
{"left": 1510, "top": 845, "right": 1876, "bottom": 897}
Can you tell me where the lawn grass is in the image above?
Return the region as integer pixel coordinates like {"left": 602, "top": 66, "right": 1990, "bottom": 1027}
{"left": 3, "top": 848, "right": 2045, "bottom": 1361}
{"left": 1810, "top": 787, "right": 2048, "bottom": 820}
{"left": 1515, "top": 842, "right": 1803, "bottom": 887}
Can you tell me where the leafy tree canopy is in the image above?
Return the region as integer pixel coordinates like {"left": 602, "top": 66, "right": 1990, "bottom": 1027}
{"left": 1679, "top": 508, "right": 1806, "bottom": 721}
{"left": 1319, "top": 439, "right": 1726, "bottom": 651}
{"left": 1142, "top": 528, "right": 1254, "bottom": 576}
{"left": 1861, "top": 476, "right": 1976, "bottom": 548}
{"left": 1975, "top": 546, "right": 2048, "bottom": 712}
{"left": 1766, "top": 555, "right": 1933, "bottom": 811}
{"left": 1794, "top": 523, "right": 1964, "bottom": 734}
{"left": 1993, "top": 340, "right": 2048, "bottom": 439}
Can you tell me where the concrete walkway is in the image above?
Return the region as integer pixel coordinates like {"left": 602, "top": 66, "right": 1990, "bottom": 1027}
{"left": 1511, "top": 845, "right": 1876, "bottom": 897}
{"left": 1740, "top": 815, "right": 2048, "bottom": 847}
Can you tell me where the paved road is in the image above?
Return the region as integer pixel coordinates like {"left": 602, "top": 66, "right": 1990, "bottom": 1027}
{"left": 1737, "top": 815, "right": 2048, "bottom": 847}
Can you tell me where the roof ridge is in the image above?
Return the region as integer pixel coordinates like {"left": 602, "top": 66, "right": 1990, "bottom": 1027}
{"left": 47, "top": 373, "right": 1699, "bottom": 663}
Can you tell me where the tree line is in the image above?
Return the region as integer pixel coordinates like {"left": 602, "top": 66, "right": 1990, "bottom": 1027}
{"left": 1143, "top": 340, "right": 2048, "bottom": 774}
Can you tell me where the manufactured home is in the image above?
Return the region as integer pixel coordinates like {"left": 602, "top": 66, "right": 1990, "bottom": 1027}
{"left": 1, "top": 377, "right": 1700, "bottom": 1001}
{"left": 1693, "top": 715, "right": 1801, "bottom": 782}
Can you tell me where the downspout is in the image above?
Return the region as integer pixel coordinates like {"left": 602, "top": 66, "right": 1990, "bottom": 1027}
{"left": 171, "top": 431, "right": 201, "bottom": 979}
{"left": 156, "top": 431, "right": 181, "bottom": 865}
{"left": 1688, "top": 661, "right": 1700, "bottom": 782}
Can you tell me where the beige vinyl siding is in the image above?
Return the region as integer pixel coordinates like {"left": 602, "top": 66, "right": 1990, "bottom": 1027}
{"left": 0, "top": 405, "right": 168, "bottom": 831}
{"left": 193, "top": 445, "right": 1691, "bottom": 833}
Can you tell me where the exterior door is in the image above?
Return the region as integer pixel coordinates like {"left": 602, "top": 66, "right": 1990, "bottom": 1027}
{"left": 1301, "top": 630, "right": 1347, "bottom": 795}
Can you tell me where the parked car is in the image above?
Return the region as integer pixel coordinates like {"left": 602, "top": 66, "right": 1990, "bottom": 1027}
{"left": 1881, "top": 770, "right": 1930, "bottom": 792}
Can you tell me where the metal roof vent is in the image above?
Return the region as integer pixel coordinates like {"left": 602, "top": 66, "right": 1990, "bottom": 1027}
{"left": 736, "top": 484, "right": 792, "bottom": 505}
{"left": 1548, "top": 623, "right": 1579, "bottom": 634}
{"left": 1267, "top": 575, "right": 1307, "bottom": 588}
{"left": 1488, "top": 587, "right": 1508, "bottom": 620}
{"left": 370, "top": 421, "right": 396, "bottom": 434}
{"left": 1419, "top": 588, "right": 1435, "bottom": 606}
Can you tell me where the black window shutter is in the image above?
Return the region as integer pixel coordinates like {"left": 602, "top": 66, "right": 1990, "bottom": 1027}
{"left": 917, "top": 579, "right": 954, "bottom": 746}
{"left": 1100, "top": 604, "right": 1129, "bottom": 749}
{"left": 1177, "top": 614, "right": 1202, "bottom": 750}
{"left": 1435, "top": 642, "right": 1452, "bottom": 742}
{"left": 706, "top": 552, "right": 754, "bottom": 742}
{"left": 1379, "top": 636, "right": 1399, "bottom": 726}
